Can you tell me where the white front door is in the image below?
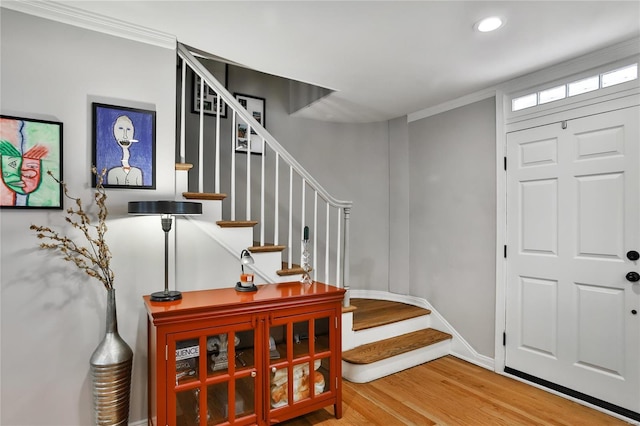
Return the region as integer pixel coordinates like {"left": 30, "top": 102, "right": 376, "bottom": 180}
{"left": 505, "top": 106, "right": 640, "bottom": 415}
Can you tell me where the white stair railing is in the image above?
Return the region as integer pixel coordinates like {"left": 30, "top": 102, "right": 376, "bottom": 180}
{"left": 177, "top": 43, "right": 352, "bottom": 306}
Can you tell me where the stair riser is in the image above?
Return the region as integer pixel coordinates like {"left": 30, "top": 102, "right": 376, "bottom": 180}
{"left": 200, "top": 200, "right": 222, "bottom": 222}
{"left": 251, "top": 251, "right": 290, "bottom": 283}
{"left": 344, "top": 315, "right": 432, "bottom": 351}
{"left": 342, "top": 340, "right": 451, "bottom": 384}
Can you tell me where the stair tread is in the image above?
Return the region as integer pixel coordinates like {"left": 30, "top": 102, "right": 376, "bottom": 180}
{"left": 342, "top": 328, "right": 452, "bottom": 365}
{"left": 277, "top": 267, "right": 305, "bottom": 276}
{"left": 183, "top": 192, "right": 227, "bottom": 200}
{"left": 277, "top": 262, "right": 304, "bottom": 276}
{"left": 175, "top": 163, "right": 194, "bottom": 171}
{"left": 216, "top": 220, "right": 258, "bottom": 228}
{"left": 351, "top": 298, "right": 431, "bottom": 331}
{"left": 249, "top": 244, "right": 286, "bottom": 253}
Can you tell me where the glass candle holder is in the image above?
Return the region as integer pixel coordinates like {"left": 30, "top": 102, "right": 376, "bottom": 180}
{"left": 301, "top": 239, "right": 312, "bottom": 285}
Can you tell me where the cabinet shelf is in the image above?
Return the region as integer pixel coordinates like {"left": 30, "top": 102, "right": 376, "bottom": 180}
{"left": 144, "top": 281, "right": 345, "bottom": 425}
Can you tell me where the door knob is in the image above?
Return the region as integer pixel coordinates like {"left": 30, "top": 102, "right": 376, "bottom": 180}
{"left": 627, "top": 251, "right": 640, "bottom": 261}
{"left": 626, "top": 272, "right": 640, "bottom": 282}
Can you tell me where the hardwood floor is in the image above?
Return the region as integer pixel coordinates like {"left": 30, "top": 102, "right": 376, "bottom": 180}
{"left": 281, "top": 356, "right": 630, "bottom": 425}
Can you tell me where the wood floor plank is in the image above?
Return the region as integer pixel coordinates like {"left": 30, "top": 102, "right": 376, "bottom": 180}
{"left": 280, "top": 356, "right": 629, "bottom": 425}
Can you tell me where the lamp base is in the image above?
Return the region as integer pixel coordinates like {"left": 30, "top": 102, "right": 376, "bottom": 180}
{"left": 150, "top": 290, "right": 182, "bottom": 302}
{"left": 235, "top": 282, "right": 258, "bottom": 292}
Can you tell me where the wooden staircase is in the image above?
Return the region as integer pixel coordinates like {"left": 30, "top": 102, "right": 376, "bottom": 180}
{"left": 178, "top": 181, "right": 305, "bottom": 277}
{"left": 342, "top": 298, "right": 452, "bottom": 383}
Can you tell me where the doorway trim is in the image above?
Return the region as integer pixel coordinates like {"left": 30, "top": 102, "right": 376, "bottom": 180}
{"left": 494, "top": 57, "right": 640, "bottom": 421}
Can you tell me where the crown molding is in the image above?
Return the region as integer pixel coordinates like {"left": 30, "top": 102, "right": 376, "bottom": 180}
{"left": 1, "top": 0, "right": 176, "bottom": 49}
{"left": 408, "top": 37, "right": 640, "bottom": 123}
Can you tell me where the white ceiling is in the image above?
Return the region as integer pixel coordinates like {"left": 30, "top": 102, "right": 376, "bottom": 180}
{"left": 56, "top": 1, "right": 640, "bottom": 122}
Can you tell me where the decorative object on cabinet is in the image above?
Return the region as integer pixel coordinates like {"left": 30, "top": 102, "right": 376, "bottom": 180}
{"left": 191, "top": 63, "right": 228, "bottom": 117}
{"left": 128, "top": 200, "right": 202, "bottom": 301}
{"left": 0, "top": 114, "right": 63, "bottom": 209}
{"left": 30, "top": 168, "right": 133, "bottom": 425}
{"left": 236, "top": 249, "right": 257, "bottom": 292}
{"left": 143, "top": 281, "right": 345, "bottom": 425}
{"left": 234, "top": 93, "right": 265, "bottom": 155}
{"left": 301, "top": 226, "right": 312, "bottom": 284}
{"left": 92, "top": 103, "right": 156, "bottom": 189}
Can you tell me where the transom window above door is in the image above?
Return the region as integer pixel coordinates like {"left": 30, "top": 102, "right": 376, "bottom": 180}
{"left": 511, "top": 62, "right": 638, "bottom": 112}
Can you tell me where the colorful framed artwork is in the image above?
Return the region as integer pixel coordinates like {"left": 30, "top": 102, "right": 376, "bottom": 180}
{"left": 92, "top": 103, "right": 156, "bottom": 189}
{"left": 0, "top": 115, "right": 63, "bottom": 209}
{"left": 234, "top": 93, "right": 265, "bottom": 155}
{"left": 191, "top": 63, "right": 228, "bottom": 117}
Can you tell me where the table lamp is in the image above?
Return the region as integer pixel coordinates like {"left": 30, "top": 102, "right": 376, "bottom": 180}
{"left": 236, "top": 249, "right": 257, "bottom": 292}
{"left": 128, "top": 200, "right": 202, "bottom": 301}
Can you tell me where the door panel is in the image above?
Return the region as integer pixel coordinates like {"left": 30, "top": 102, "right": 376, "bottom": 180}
{"left": 520, "top": 179, "right": 558, "bottom": 254}
{"left": 506, "top": 106, "right": 639, "bottom": 415}
{"left": 576, "top": 173, "right": 624, "bottom": 258}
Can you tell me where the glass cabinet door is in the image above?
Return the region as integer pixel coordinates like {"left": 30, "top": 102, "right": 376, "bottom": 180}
{"left": 171, "top": 326, "right": 258, "bottom": 425}
{"left": 268, "top": 313, "right": 333, "bottom": 411}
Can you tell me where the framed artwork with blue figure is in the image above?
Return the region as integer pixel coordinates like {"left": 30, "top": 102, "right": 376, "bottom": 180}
{"left": 92, "top": 103, "right": 156, "bottom": 189}
{"left": 0, "top": 115, "right": 63, "bottom": 209}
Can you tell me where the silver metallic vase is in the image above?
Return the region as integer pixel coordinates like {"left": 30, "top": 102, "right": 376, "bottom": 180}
{"left": 90, "top": 288, "right": 133, "bottom": 426}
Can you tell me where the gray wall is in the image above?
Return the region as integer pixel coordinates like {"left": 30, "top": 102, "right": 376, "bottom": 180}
{"left": 1, "top": 10, "right": 177, "bottom": 425}
{"left": 389, "top": 116, "right": 411, "bottom": 294}
{"left": 407, "top": 97, "right": 497, "bottom": 357}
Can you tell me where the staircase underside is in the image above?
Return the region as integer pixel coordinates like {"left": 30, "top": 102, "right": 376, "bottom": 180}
{"left": 343, "top": 298, "right": 452, "bottom": 384}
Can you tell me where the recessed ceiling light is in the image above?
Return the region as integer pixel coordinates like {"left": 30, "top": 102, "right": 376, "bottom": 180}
{"left": 475, "top": 16, "right": 504, "bottom": 32}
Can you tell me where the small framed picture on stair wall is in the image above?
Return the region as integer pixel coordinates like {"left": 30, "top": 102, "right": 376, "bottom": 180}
{"left": 234, "top": 93, "right": 265, "bottom": 155}
{"left": 191, "top": 62, "right": 228, "bottom": 118}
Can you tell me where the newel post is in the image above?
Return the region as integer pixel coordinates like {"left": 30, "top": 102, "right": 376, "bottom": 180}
{"left": 342, "top": 207, "right": 351, "bottom": 308}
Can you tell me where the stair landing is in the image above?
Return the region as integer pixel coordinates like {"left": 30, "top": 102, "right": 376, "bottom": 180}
{"left": 351, "top": 298, "right": 431, "bottom": 331}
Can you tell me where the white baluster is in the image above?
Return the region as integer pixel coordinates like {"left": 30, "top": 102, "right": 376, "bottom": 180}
{"left": 246, "top": 125, "right": 251, "bottom": 221}
{"left": 260, "top": 137, "right": 266, "bottom": 246}
{"left": 300, "top": 178, "right": 306, "bottom": 266}
{"left": 336, "top": 207, "right": 342, "bottom": 286}
{"left": 215, "top": 91, "right": 221, "bottom": 194}
{"left": 325, "top": 203, "right": 330, "bottom": 282}
{"left": 274, "top": 153, "right": 279, "bottom": 245}
{"left": 313, "top": 191, "right": 318, "bottom": 281}
{"left": 288, "top": 166, "right": 293, "bottom": 269}
{"left": 198, "top": 77, "right": 204, "bottom": 192}
{"left": 343, "top": 207, "right": 351, "bottom": 306}
{"left": 231, "top": 110, "right": 237, "bottom": 220}
{"left": 180, "top": 60, "right": 186, "bottom": 163}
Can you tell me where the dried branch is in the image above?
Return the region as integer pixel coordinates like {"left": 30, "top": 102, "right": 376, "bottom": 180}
{"left": 30, "top": 168, "right": 114, "bottom": 290}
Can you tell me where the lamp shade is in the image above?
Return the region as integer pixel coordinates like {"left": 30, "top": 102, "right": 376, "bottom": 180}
{"left": 240, "top": 249, "right": 255, "bottom": 267}
{"left": 128, "top": 201, "right": 202, "bottom": 216}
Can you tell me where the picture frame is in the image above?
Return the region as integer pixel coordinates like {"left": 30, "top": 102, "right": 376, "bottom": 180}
{"left": 0, "top": 115, "right": 63, "bottom": 209}
{"left": 92, "top": 103, "right": 156, "bottom": 189}
{"left": 234, "top": 93, "right": 265, "bottom": 155}
{"left": 191, "top": 63, "right": 228, "bottom": 117}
